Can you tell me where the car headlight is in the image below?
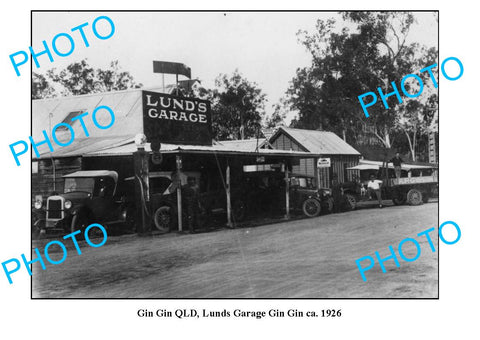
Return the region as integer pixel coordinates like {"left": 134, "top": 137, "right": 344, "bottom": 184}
{"left": 34, "top": 200, "right": 42, "bottom": 209}
{"left": 322, "top": 189, "right": 331, "bottom": 196}
{"left": 64, "top": 200, "right": 72, "bottom": 209}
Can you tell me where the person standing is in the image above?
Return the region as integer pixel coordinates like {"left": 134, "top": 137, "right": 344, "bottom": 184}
{"left": 331, "top": 173, "right": 343, "bottom": 213}
{"left": 182, "top": 176, "right": 200, "bottom": 233}
{"left": 389, "top": 152, "right": 403, "bottom": 179}
{"left": 367, "top": 174, "right": 383, "bottom": 208}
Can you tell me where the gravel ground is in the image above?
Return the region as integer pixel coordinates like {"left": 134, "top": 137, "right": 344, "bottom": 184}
{"left": 32, "top": 202, "right": 438, "bottom": 298}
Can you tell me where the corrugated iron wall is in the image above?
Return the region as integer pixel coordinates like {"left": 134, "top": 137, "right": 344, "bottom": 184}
{"left": 296, "top": 158, "right": 315, "bottom": 177}
{"left": 32, "top": 157, "right": 82, "bottom": 203}
{"left": 318, "top": 167, "right": 330, "bottom": 188}
{"left": 317, "top": 156, "right": 359, "bottom": 188}
{"left": 271, "top": 134, "right": 303, "bottom": 152}
{"left": 332, "top": 156, "right": 360, "bottom": 183}
{"left": 271, "top": 134, "right": 315, "bottom": 177}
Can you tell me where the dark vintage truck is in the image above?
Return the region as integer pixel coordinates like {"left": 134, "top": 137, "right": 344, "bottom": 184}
{"left": 341, "top": 162, "right": 438, "bottom": 209}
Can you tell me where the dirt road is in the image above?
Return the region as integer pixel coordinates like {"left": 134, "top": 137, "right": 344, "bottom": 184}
{"left": 32, "top": 203, "right": 438, "bottom": 298}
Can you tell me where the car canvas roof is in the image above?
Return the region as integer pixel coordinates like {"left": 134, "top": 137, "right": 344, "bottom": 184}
{"left": 63, "top": 170, "right": 119, "bottom": 181}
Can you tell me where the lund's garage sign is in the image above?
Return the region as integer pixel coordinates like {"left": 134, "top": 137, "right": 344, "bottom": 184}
{"left": 142, "top": 90, "right": 212, "bottom": 145}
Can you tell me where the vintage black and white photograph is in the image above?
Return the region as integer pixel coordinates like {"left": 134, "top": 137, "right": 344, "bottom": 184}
{"left": 30, "top": 11, "right": 439, "bottom": 298}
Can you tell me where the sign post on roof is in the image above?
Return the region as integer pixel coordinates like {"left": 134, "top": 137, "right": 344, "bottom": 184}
{"left": 153, "top": 61, "right": 191, "bottom": 79}
{"left": 142, "top": 91, "right": 212, "bottom": 146}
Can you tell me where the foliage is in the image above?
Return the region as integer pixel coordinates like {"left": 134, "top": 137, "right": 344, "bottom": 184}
{"left": 32, "top": 72, "right": 56, "bottom": 99}
{"left": 32, "top": 59, "right": 143, "bottom": 99}
{"left": 208, "top": 70, "right": 267, "bottom": 140}
{"left": 265, "top": 98, "right": 288, "bottom": 128}
{"left": 287, "top": 11, "right": 438, "bottom": 159}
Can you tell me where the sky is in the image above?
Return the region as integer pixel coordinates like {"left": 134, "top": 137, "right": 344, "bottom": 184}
{"left": 32, "top": 11, "right": 438, "bottom": 123}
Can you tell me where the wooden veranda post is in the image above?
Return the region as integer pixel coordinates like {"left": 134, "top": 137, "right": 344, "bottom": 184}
{"left": 133, "top": 149, "right": 150, "bottom": 235}
{"left": 176, "top": 155, "right": 183, "bottom": 232}
{"left": 226, "top": 164, "right": 232, "bottom": 228}
{"left": 285, "top": 161, "right": 290, "bottom": 219}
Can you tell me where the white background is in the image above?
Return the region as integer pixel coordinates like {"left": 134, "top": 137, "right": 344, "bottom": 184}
{"left": 0, "top": 0, "right": 477, "bottom": 338}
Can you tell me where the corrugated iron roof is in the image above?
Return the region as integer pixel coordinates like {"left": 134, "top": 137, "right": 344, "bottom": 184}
{"left": 270, "top": 127, "right": 360, "bottom": 156}
{"left": 31, "top": 88, "right": 175, "bottom": 157}
{"left": 357, "top": 159, "right": 435, "bottom": 171}
{"left": 34, "top": 136, "right": 134, "bottom": 159}
{"left": 33, "top": 90, "right": 144, "bottom": 141}
{"left": 84, "top": 141, "right": 321, "bottom": 158}
{"left": 218, "top": 138, "right": 267, "bottom": 152}
{"left": 32, "top": 87, "right": 168, "bottom": 145}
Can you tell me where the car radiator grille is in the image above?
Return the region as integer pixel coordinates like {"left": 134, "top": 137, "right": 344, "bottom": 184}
{"left": 47, "top": 198, "right": 63, "bottom": 219}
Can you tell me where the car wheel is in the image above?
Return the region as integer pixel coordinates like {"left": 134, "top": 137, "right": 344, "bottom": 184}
{"left": 153, "top": 206, "right": 174, "bottom": 233}
{"left": 302, "top": 198, "right": 321, "bottom": 217}
{"left": 344, "top": 194, "right": 357, "bottom": 210}
{"left": 71, "top": 214, "right": 88, "bottom": 234}
{"left": 123, "top": 208, "right": 136, "bottom": 234}
{"left": 70, "top": 213, "right": 94, "bottom": 239}
{"left": 32, "top": 219, "right": 44, "bottom": 240}
{"left": 407, "top": 189, "right": 423, "bottom": 206}
{"left": 232, "top": 200, "right": 246, "bottom": 222}
{"left": 324, "top": 197, "right": 334, "bottom": 214}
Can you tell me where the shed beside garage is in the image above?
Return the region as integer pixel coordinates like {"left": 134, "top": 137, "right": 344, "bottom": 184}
{"left": 268, "top": 127, "right": 361, "bottom": 188}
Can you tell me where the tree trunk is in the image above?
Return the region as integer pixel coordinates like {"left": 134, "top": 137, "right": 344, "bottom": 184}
{"left": 404, "top": 129, "right": 417, "bottom": 162}
{"left": 384, "top": 128, "right": 391, "bottom": 148}
{"left": 374, "top": 126, "right": 392, "bottom": 149}
{"left": 412, "top": 129, "right": 416, "bottom": 161}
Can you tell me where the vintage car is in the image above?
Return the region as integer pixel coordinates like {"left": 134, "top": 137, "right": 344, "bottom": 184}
{"left": 243, "top": 171, "right": 333, "bottom": 218}
{"left": 290, "top": 174, "right": 334, "bottom": 216}
{"left": 131, "top": 171, "right": 248, "bottom": 233}
{"left": 33, "top": 170, "right": 132, "bottom": 236}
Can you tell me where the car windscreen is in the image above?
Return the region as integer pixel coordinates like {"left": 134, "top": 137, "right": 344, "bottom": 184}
{"left": 150, "top": 177, "right": 172, "bottom": 194}
{"left": 291, "top": 177, "right": 316, "bottom": 189}
{"left": 64, "top": 177, "right": 95, "bottom": 194}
